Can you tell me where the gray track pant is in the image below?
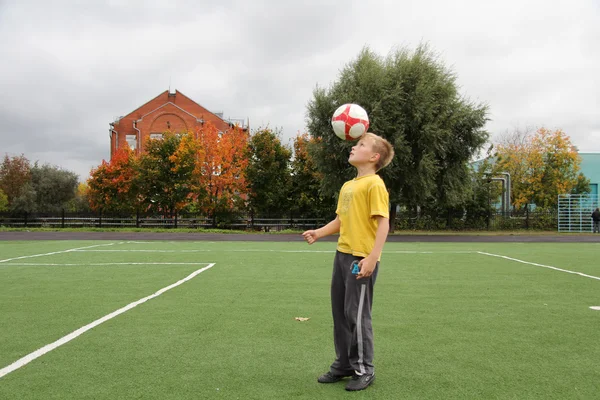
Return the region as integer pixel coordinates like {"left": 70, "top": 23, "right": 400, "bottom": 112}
{"left": 329, "top": 251, "right": 378, "bottom": 376}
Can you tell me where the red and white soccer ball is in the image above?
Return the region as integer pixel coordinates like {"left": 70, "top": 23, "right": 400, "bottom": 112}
{"left": 331, "top": 103, "right": 370, "bottom": 141}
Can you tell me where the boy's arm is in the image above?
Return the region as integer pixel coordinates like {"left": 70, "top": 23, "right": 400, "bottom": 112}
{"left": 356, "top": 216, "right": 389, "bottom": 279}
{"left": 302, "top": 216, "right": 340, "bottom": 244}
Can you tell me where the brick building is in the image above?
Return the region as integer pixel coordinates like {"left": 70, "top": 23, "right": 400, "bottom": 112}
{"left": 109, "top": 89, "right": 247, "bottom": 158}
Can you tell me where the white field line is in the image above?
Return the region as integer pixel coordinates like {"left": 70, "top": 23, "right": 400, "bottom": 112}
{"left": 387, "top": 251, "right": 476, "bottom": 254}
{"left": 477, "top": 251, "right": 600, "bottom": 281}
{"left": 76, "top": 249, "right": 475, "bottom": 254}
{"left": 0, "top": 262, "right": 216, "bottom": 380}
{"left": 0, "top": 243, "right": 118, "bottom": 264}
{"left": 1, "top": 262, "right": 213, "bottom": 267}
{"left": 76, "top": 249, "right": 334, "bottom": 253}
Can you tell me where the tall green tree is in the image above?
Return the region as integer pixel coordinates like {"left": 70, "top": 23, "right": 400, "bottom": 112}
{"left": 290, "top": 133, "right": 336, "bottom": 218}
{"left": 306, "top": 45, "right": 489, "bottom": 216}
{"left": 246, "top": 128, "right": 292, "bottom": 216}
{"left": 137, "top": 132, "right": 199, "bottom": 217}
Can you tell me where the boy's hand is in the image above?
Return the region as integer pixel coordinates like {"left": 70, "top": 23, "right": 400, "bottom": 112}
{"left": 357, "top": 255, "right": 377, "bottom": 279}
{"left": 302, "top": 230, "right": 319, "bottom": 244}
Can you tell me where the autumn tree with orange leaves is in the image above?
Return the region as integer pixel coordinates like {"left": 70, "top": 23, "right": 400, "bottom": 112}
{"left": 195, "top": 122, "right": 249, "bottom": 225}
{"left": 495, "top": 127, "right": 589, "bottom": 210}
{"left": 0, "top": 154, "right": 31, "bottom": 207}
{"left": 87, "top": 125, "right": 249, "bottom": 220}
{"left": 87, "top": 147, "right": 139, "bottom": 213}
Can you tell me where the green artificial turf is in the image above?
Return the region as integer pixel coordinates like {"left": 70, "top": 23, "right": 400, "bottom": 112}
{"left": 0, "top": 241, "right": 599, "bottom": 399}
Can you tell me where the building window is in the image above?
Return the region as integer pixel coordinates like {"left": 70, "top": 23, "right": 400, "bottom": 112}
{"left": 150, "top": 133, "right": 163, "bottom": 140}
{"left": 126, "top": 134, "right": 137, "bottom": 150}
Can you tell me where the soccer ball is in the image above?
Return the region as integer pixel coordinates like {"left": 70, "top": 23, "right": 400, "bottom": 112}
{"left": 331, "top": 103, "right": 370, "bottom": 140}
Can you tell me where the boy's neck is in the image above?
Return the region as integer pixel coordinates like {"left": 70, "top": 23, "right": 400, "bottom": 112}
{"left": 355, "top": 164, "right": 377, "bottom": 178}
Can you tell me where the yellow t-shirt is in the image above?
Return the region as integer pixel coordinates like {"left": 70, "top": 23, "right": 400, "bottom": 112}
{"left": 336, "top": 174, "right": 389, "bottom": 258}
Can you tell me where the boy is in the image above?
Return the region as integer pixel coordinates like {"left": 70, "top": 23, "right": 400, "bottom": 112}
{"left": 302, "top": 132, "right": 394, "bottom": 391}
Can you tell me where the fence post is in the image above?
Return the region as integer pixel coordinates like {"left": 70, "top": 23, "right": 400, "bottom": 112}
{"left": 24, "top": 212, "right": 28, "bottom": 228}
{"left": 136, "top": 210, "right": 140, "bottom": 228}
{"left": 99, "top": 210, "right": 102, "bottom": 228}
{"left": 525, "top": 206, "right": 529, "bottom": 229}
{"left": 61, "top": 208, "right": 65, "bottom": 228}
{"left": 174, "top": 212, "right": 178, "bottom": 229}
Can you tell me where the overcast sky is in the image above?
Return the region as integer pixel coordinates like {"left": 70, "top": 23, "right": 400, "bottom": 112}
{"left": 1, "top": 0, "right": 598, "bottom": 181}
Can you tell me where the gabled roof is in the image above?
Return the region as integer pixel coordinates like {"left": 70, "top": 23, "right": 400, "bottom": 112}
{"left": 173, "top": 89, "right": 235, "bottom": 126}
{"left": 118, "top": 89, "right": 230, "bottom": 125}
{"left": 119, "top": 90, "right": 170, "bottom": 120}
{"left": 137, "top": 102, "right": 202, "bottom": 122}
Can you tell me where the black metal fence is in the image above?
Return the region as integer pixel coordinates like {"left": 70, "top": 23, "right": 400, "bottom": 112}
{"left": 0, "top": 209, "right": 558, "bottom": 231}
{"left": 0, "top": 211, "right": 328, "bottom": 231}
{"left": 395, "top": 209, "right": 557, "bottom": 231}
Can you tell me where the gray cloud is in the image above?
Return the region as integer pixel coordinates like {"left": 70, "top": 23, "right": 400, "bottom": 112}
{"left": 0, "top": 0, "right": 598, "bottom": 181}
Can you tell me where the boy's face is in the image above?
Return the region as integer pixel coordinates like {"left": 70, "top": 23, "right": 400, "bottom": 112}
{"left": 349, "top": 136, "right": 379, "bottom": 167}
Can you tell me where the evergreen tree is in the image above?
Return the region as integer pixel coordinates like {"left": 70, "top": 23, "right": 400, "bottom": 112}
{"left": 306, "top": 45, "right": 489, "bottom": 218}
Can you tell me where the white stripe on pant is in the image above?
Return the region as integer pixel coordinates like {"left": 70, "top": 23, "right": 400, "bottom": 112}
{"left": 356, "top": 284, "right": 367, "bottom": 374}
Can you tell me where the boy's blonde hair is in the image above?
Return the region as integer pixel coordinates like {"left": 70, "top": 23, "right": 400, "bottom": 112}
{"left": 364, "top": 132, "right": 394, "bottom": 171}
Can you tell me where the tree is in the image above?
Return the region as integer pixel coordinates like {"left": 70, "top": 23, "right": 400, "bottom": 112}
{"left": 246, "top": 128, "right": 292, "bottom": 216}
{"left": 67, "top": 182, "right": 92, "bottom": 212}
{"left": 0, "top": 154, "right": 31, "bottom": 207}
{"left": 571, "top": 173, "right": 591, "bottom": 195}
{"left": 0, "top": 189, "right": 8, "bottom": 212}
{"left": 137, "top": 132, "right": 199, "bottom": 217}
{"left": 494, "top": 128, "right": 540, "bottom": 210}
{"left": 87, "top": 147, "right": 139, "bottom": 214}
{"left": 10, "top": 182, "right": 37, "bottom": 213}
{"left": 466, "top": 145, "right": 505, "bottom": 224}
{"left": 496, "top": 127, "right": 589, "bottom": 210}
{"left": 306, "top": 45, "right": 489, "bottom": 217}
{"left": 291, "top": 133, "right": 336, "bottom": 218}
{"left": 195, "top": 122, "right": 249, "bottom": 224}
{"left": 1, "top": 157, "right": 78, "bottom": 213}
{"left": 29, "top": 163, "right": 78, "bottom": 212}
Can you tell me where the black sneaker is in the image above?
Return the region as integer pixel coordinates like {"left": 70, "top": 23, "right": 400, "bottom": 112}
{"left": 317, "top": 371, "right": 354, "bottom": 383}
{"left": 345, "top": 373, "right": 375, "bottom": 391}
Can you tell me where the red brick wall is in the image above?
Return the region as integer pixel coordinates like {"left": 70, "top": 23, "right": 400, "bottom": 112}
{"left": 110, "top": 90, "right": 233, "bottom": 158}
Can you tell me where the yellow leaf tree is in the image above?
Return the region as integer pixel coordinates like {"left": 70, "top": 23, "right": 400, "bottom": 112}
{"left": 495, "top": 127, "right": 589, "bottom": 210}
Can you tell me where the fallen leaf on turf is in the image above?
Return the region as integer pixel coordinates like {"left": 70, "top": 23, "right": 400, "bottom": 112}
{"left": 295, "top": 317, "right": 310, "bottom": 321}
